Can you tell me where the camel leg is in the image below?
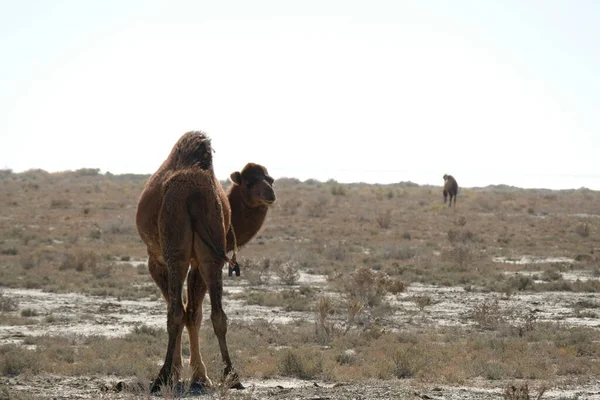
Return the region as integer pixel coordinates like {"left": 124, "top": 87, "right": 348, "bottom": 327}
{"left": 148, "top": 255, "right": 185, "bottom": 381}
{"left": 150, "top": 256, "right": 189, "bottom": 392}
{"left": 185, "top": 265, "right": 211, "bottom": 385}
{"left": 203, "top": 261, "right": 244, "bottom": 389}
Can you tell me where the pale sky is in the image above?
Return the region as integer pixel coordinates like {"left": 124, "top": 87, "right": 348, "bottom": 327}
{"left": 1, "top": 1, "right": 599, "bottom": 189}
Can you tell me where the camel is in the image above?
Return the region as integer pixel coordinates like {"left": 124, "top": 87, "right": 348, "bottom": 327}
{"left": 443, "top": 174, "right": 458, "bottom": 207}
{"left": 135, "top": 131, "right": 276, "bottom": 392}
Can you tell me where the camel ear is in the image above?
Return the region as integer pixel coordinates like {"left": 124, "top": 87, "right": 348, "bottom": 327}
{"left": 230, "top": 171, "right": 242, "bottom": 185}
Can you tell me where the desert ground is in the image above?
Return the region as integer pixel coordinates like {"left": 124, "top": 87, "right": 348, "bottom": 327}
{"left": 1, "top": 168, "right": 599, "bottom": 399}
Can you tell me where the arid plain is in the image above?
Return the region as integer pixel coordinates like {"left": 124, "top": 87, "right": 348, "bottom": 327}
{"left": 1, "top": 168, "right": 599, "bottom": 399}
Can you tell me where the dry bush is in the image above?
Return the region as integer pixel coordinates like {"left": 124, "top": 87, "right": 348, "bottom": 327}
{"left": 330, "top": 184, "right": 348, "bottom": 196}
{"left": 413, "top": 295, "right": 433, "bottom": 312}
{"left": 315, "top": 296, "right": 335, "bottom": 343}
{"left": 1, "top": 344, "right": 40, "bottom": 376}
{"left": 376, "top": 209, "right": 392, "bottom": 229}
{"left": 275, "top": 260, "right": 300, "bottom": 285}
{"left": 324, "top": 242, "right": 348, "bottom": 261}
{"left": 447, "top": 228, "right": 476, "bottom": 244}
{"left": 442, "top": 243, "right": 473, "bottom": 268}
{"left": 343, "top": 267, "right": 395, "bottom": 307}
{"left": 503, "top": 383, "right": 547, "bottom": 400}
{"left": 575, "top": 222, "right": 591, "bottom": 237}
{"left": 391, "top": 345, "right": 426, "bottom": 378}
{"left": 278, "top": 348, "right": 323, "bottom": 379}
{"left": 50, "top": 198, "right": 72, "bottom": 209}
{"left": 381, "top": 245, "right": 415, "bottom": 261}
{"left": 280, "top": 198, "right": 302, "bottom": 215}
{"left": 454, "top": 216, "right": 467, "bottom": 226}
{"left": 0, "top": 289, "right": 18, "bottom": 312}
{"left": 306, "top": 195, "right": 329, "bottom": 217}
{"left": 242, "top": 257, "right": 271, "bottom": 286}
{"left": 59, "top": 250, "right": 99, "bottom": 272}
{"left": 470, "top": 299, "right": 505, "bottom": 330}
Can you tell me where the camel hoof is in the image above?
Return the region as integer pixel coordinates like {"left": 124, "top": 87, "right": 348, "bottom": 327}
{"left": 149, "top": 380, "right": 163, "bottom": 394}
{"left": 231, "top": 381, "right": 245, "bottom": 390}
{"left": 188, "top": 381, "right": 209, "bottom": 395}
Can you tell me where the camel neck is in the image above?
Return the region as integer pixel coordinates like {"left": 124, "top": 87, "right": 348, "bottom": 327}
{"left": 226, "top": 186, "right": 268, "bottom": 252}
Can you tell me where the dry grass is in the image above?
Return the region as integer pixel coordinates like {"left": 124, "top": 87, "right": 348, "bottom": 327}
{"left": 1, "top": 170, "right": 600, "bottom": 393}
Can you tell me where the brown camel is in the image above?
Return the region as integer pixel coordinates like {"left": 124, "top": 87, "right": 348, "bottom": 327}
{"left": 443, "top": 174, "right": 458, "bottom": 207}
{"left": 135, "top": 131, "right": 276, "bottom": 392}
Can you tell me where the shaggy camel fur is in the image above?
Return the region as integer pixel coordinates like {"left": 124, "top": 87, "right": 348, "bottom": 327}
{"left": 443, "top": 174, "right": 458, "bottom": 207}
{"left": 135, "top": 131, "right": 276, "bottom": 392}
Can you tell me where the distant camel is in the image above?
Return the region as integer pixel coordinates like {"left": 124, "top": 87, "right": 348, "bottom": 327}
{"left": 443, "top": 174, "right": 458, "bottom": 207}
{"left": 135, "top": 131, "right": 276, "bottom": 392}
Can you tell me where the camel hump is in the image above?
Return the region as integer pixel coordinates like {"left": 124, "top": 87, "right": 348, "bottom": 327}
{"left": 169, "top": 131, "right": 213, "bottom": 171}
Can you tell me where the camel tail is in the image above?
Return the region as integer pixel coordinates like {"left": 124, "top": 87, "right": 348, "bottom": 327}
{"left": 187, "top": 184, "right": 229, "bottom": 264}
{"left": 171, "top": 131, "right": 213, "bottom": 171}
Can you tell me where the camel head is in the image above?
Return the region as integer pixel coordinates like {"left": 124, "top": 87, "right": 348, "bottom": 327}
{"left": 443, "top": 174, "right": 448, "bottom": 182}
{"left": 230, "top": 163, "right": 276, "bottom": 207}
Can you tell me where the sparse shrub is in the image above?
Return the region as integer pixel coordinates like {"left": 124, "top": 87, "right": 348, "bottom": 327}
{"left": 504, "top": 275, "right": 535, "bottom": 292}
{"left": 275, "top": 261, "right": 300, "bottom": 285}
{"left": 50, "top": 198, "right": 72, "bottom": 209}
{"left": 330, "top": 184, "right": 348, "bottom": 196}
{"left": 381, "top": 245, "right": 415, "bottom": 260}
{"left": 503, "top": 383, "right": 547, "bottom": 400}
{"left": 132, "top": 324, "right": 163, "bottom": 337}
{"left": 278, "top": 348, "right": 323, "bottom": 379}
{"left": 336, "top": 349, "right": 357, "bottom": 365}
{"left": 392, "top": 345, "right": 424, "bottom": 378}
{"left": 470, "top": 299, "right": 505, "bottom": 330}
{"left": 343, "top": 267, "right": 391, "bottom": 307}
{"left": 376, "top": 210, "right": 392, "bottom": 229}
{"left": 315, "top": 296, "right": 335, "bottom": 342}
{"left": 1, "top": 345, "right": 39, "bottom": 376}
{"left": 59, "top": 251, "right": 99, "bottom": 272}
{"left": 385, "top": 278, "right": 405, "bottom": 294}
{"left": 443, "top": 243, "right": 473, "bottom": 268}
{"left": 20, "top": 254, "right": 38, "bottom": 269}
{"left": 89, "top": 228, "right": 102, "bottom": 239}
{"left": 541, "top": 269, "right": 562, "bottom": 281}
{"left": 447, "top": 229, "right": 475, "bottom": 243}
{"left": 136, "top": 263, "right": 148, "bottom": 275}
{"left": 455, "top": 216, "right": 467, "bottom": 226}
{"left": 20, "top": 309, "right": 38, "bottom": 317}
{"left": 306, "top": 196, "right": 329, "bottom": 218}
{"left": 0, "top": 290, "right": 18, "bottom": 312}
{"left": 74, "top": 168, "right": 100, "bottom": 176}
{"left": 281, "top": 198, "right": 302, "bottom": 215}
{"left": 243, "top": 257, "right": 271, "bottom": 285}
{"left": 413, "top": 295, "right": 433, "bottom": 312}
{"left": 325, "top": 242, "right": 348, "bottom": 261}
{"left": 575, "top": 222, "right": 591, "bottom": 237}
{"left": 402, "top": 231, "right": 411, "bottom": 240}
{"left": 1, "top": 248, "right": 18, "bottom": 256}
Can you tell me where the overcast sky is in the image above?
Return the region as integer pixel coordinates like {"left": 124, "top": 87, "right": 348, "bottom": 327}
{"left": 1, "top": 1, "right": 598, "bottom": 189}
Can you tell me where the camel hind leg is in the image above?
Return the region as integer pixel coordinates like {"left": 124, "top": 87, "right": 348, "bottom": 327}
{"left": 151, "top": 192, "right": 193, "bottom": 392}
{"left": 193, "top": 234, "right": 244, "bottom": 389}
{"left": 147, "top": 255, "right": 185, "bottom": 381}
{"left": 185, "top": 264, "right": 211, "bottom": 386}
